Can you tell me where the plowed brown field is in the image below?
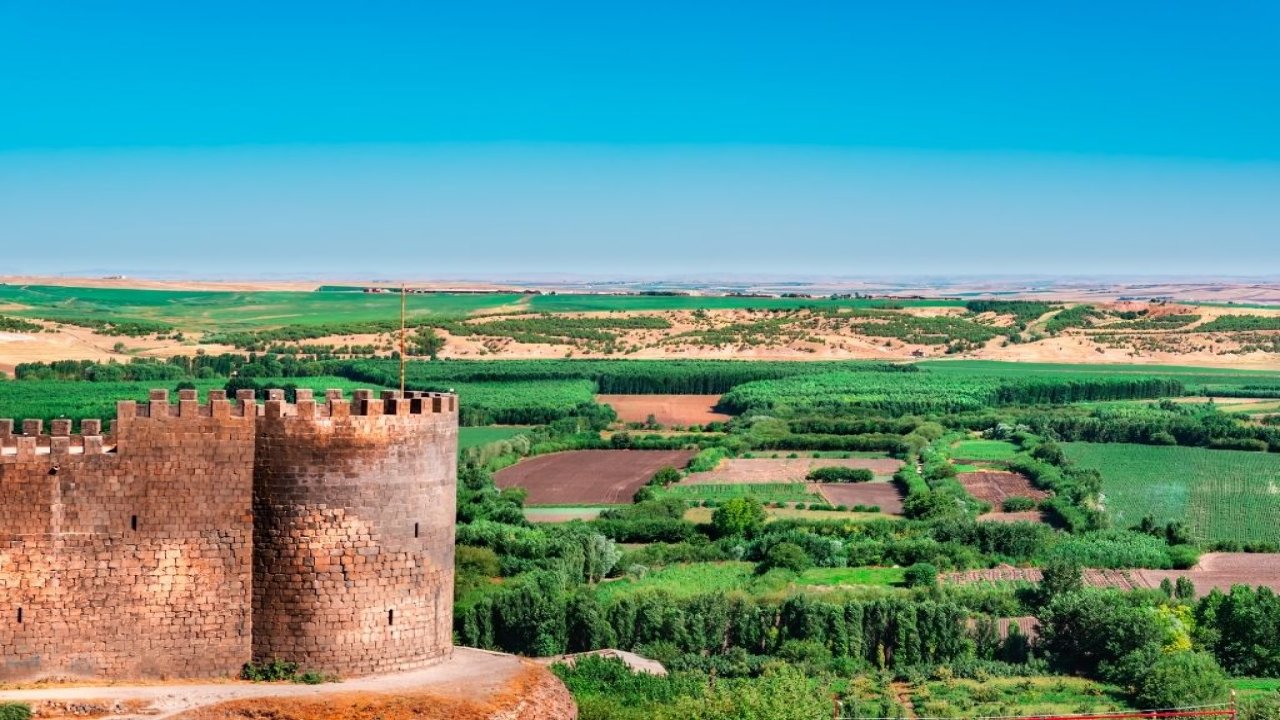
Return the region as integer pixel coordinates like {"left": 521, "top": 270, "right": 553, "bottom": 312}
{"left": 958, "top": 471, "right": 1049, "bottom": 505}
{"left": 495, "top": 449, "right": 696, "bottom": 505}
{"left": 597, "top": 394, "right": 732, "bottom": 426}
{"left": 815, "top": 482, "right": 906, "bottom": 514}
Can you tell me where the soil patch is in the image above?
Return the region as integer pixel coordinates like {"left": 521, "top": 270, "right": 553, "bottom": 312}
{"left": 958, "top": 471, "right": 1049, "bottom": 506}
{"left": 597, "top": 394, "right": 731, "bottom": 426}
{"left": 814, "top": 483, "right": 906, "bottom": 514}
{"left": 684, "top": 457, "right": 902, "bottom": 485}
{"left": 495, "top": 449, "right": 697, "bottom": 505}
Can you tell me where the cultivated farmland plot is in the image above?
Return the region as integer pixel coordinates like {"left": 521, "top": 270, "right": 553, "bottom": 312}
{"left": 958, "top": 471, "right": 1049, "bottom": 505}
{"left": 494, "top": 449, "right": 696, "bottom": 505}
{"left": 1064, "top": 443, "right": 1280, "bottom": 545}
{"left": 815, "top": 483, "right": 906, "bottom": 514}
{"left": 597, "top": 394, "right": 731, "bottom": 426}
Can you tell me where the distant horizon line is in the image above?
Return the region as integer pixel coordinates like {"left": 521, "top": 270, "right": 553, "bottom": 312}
{"left": 5, "top": 272, "right": 1280, "bottom": 286}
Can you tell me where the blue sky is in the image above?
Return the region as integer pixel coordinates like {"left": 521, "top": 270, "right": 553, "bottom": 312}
{"left": 1, "top": 2, "right": 1277, "bottom": 277}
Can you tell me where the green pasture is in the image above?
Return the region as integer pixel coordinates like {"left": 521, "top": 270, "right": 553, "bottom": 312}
{"left": 0, "top": 284, "right": 523, "bottom": 331}
{"left": 660, "top": 482, "right": 822, "bottom": 506}
{"left": 1064, "top": 442, "right": 1280, "bottom": 545}
{"left": 458, "top": 425, "right": 531, "bottom": 450}
{"left": 950, "top": 439, "right": 1019, "bottom": 460}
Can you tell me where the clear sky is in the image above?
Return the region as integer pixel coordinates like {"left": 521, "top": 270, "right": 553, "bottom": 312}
{"left": 1, "top": 2, "right": 1277, "bottom": 277}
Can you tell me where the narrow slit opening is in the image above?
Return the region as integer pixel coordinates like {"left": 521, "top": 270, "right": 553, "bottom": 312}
{"left": 414, "top": 522, "right": 420, "bottom": 538}
{"left": 17, "top": 608, "right": 24, "bottom": 623}
{"left": 388, "top": 609, "right": 395, "bottom": 626}
{"left": 131, "top": 515, "right": 138, "bottom": 531}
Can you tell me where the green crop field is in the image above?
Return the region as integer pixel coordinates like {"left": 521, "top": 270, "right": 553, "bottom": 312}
{"left": 950, "top": 439, "right": 1019, "bottom": 460}
{"left": 660, "top": 482, "right": 822, "bottom": 505}
{"left": 1063, "top": 442, "right": 1280, "bottom": 544}
{"left": 795, "top": 566, "right": 905, "bottom": 587}
{"left": 922, "top": 359, "right": 1280, "bottom": 395}
{"left": 458, "top": 425, "right": 531, "bottom": 450}
{"left": 0, "top": 284, "right": 523, "bottom": 332}
{"left": 0, "top": 376, "right": 391, "bottom": 427}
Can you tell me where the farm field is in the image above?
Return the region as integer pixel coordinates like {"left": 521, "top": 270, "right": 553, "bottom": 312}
{"left": 814, "top": 482, "right": 906, "bottom": 514}
{"left": 0, "top": 376, "right": 391, "bottom": 426}
{"left": 945, "top": 553, "right": 1280, "bottom": 597}
{"left": 662, "top": 482, "right": 822, "bottom": 506}
{"left": 957, "top": 471, "right": 1049, "bottom": 506}
{"left": 0, "top": 284, "right": 524, "bottom": 331}
{"left": 528, "top": 294, "right": 965, "bottom": 312}
{"left": 596, "top": 394, "right": 731, "bottom": 426}
{"left": 458, "top": 425, "right": 530, "bottom": 450}
{"left": 682, "top": 505, "right": 888, "bottom": 523}
{"left": 682, "top": 457, "right": 903, "bottom": 484}
{"left": 523, "top": 507, "right": 606, "bottom": 523}
{"left": 950, "top": 438, "right": 1020, "bottom": 461}
{"left": 494, "top": 449, "right": 696, "bottom": 505}
{"left": 595, "top": 562, "right": 907, "bottom": 601}
{"left": 1063, "top": 443, "right": 1280, "bottom": 545}
{"left": 907, "top": 676, "right": 1131, "bottom": 718}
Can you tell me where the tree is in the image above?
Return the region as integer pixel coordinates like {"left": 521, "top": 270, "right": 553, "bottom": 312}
{"left": 651, "top": 466, "right": 682, "bottom": 487}
{"left": 1038, "top": 589, "right": 1163, "bottom": 674}
{"left": 1132, "top": 652, "right": 1227, "bottom": 709}
{"left": 903, "top": 562, "right": 938, "bottom": 589}
{"left": 1174, "top": 576, "right": 1196, "bottom": 600}
{"left": 1036, "top": 557, "right": 1084, "bottom": 606}
{"left": 759, "top": 542, "right": 812, "bottom": 574}
{"left": 712, "top": 497, "right": 767, "bottom": 537}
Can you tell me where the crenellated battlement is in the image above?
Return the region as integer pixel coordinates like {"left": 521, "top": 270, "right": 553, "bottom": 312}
{"left": 0, "top": 387, "right": 457, "bottom": 463}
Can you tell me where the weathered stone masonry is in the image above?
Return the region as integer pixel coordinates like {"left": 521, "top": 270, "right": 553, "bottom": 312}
{"left": 0, "top": 387, "right": 458, "bottom": 682}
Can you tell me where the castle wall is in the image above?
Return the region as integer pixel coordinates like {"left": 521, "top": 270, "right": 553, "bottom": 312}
{"left": 0, "top": 390, "right": 256, "bottom": 681}
{"left": 251, "top": 389, "right": 458, "bottom": 677}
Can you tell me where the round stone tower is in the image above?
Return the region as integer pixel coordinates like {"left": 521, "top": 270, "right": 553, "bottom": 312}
{"left": 250, "top": 388, "right": 458, "bottom": 677}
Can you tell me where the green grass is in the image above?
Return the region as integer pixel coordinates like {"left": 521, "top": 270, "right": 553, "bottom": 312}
{"left": 950, "top": 439, "right": 1019, "bottom": 460}
{"left": 523, "top": 507, "right": 607, "bottom": 522}
{"left": 951, "top": 464, "right": 981, "bottom": 474}
{"left": 458, "top": 426, "right": 531, "bottom": 450}
{"left": 1231, "top": 678, "right": 1280, "bottom": 698}
{"left": 910, "top": 676, "right": 1130, "bottom": 718}
{"left": 922, "top": 359, "right": 1280, "bottom": 393}
{"left": 660, "top": 483, "right": 822, "bottom": 505}
{"left": 595, "top": 562, "right": 768, "bottom": 600}
{"left": 0, "top": 284, "right": 523, "bottom": 332}
{"left": 796, "top": 566, "right": 904, "bottom": 587}
{"left": 1064, "top": 442, "right": 1280, "bottom": 544}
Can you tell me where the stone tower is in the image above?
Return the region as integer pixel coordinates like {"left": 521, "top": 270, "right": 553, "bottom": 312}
{"left": 0, "top": 387, "right": 458, "bottom": 682}
{"left": 250, "top": 388, "right": 458, "bottom": 676}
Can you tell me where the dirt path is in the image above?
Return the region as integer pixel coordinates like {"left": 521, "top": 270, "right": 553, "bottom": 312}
{"left": 891, "top": 681, "right": 918, "bottom": 720}
{"left": 0, "top": 648, "right": 559, "bottom": 720}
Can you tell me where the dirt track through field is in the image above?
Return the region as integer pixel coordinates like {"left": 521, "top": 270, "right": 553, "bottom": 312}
{"left": 495, "top": 449, "right": 696, "bottom": 505}
{"left": 597, "top": 394, "right": 732, "bottom": 426}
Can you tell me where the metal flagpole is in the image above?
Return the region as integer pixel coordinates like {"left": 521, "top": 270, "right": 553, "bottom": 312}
{"left": 400, "top": 283, "right": 407, "bottom": 397}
